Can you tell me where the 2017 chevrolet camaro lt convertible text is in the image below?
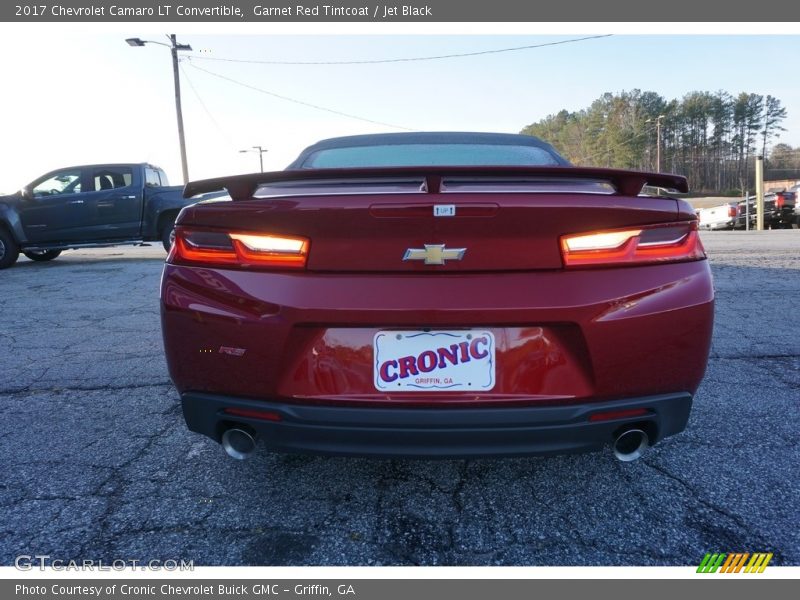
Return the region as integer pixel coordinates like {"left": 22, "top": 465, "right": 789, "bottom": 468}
{"left": 160, "top": 133, "right": 714, "bottom": 461}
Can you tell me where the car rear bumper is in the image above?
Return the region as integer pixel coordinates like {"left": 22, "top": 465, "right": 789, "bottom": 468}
{"left": 182, "top": 391, "right": 693, "bottom": 458}
{"left": 161, "top": 261, "right": 714, "bottom": 406}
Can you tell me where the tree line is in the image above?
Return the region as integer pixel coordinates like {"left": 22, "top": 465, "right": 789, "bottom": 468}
{"left": 766, "top": 143, "right": 800, "bottom": 182}
{"left": 520, "top": 89, "right": 793, "bottom": 193}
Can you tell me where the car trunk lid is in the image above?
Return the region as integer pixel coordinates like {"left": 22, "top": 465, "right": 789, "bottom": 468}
{"left": 179, "top": 167, "right": 688, "bottom": 273}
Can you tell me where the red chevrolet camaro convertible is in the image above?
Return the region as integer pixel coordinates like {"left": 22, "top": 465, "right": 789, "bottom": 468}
{"left": 160, "top": 132, "right": 714, "bottom": 461}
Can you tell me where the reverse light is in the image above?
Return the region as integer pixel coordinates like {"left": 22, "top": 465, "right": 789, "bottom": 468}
{"left": 169, "top": 228, "right": 309, "bottom": 269}
{"left": 561, "top": 221, "right": 705, "bottom": 268}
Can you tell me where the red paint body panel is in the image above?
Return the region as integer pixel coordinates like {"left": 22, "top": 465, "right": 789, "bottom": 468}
{"left": 161, "top": 260, "right": 713, "bottom": 407}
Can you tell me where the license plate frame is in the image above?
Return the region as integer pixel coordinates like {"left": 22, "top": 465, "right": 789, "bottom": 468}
{"left": 373, "top": 330, "right": 496, "bottom": 392}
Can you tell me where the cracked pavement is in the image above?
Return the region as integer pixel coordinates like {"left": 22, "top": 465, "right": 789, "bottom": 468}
{"left": 0, "top": 233, "right": 798, "bottom": 566}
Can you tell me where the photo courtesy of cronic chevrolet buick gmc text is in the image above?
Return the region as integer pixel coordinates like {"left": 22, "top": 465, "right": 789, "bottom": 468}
{"left": 0, "top": 163, "right": 221, "bottom": 269}
{"left": 159, "top": 132, "right": 714, "bottom": 462}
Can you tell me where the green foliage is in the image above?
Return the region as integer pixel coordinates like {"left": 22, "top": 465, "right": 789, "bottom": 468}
{"left": 520, "top": 90, "right": 789, "bottom": 193}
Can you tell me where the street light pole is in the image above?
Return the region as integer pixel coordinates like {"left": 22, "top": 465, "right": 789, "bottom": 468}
{"left": 239, "top": 146, "right": 268, "bottom": 172}
{"left": 656, "top": 115, "right": 663, "bottom": 173}
{"left": 126, "top": 35, "right": 192, "bottom": 184}
{"left": 645, "top": 115, "right": 665, "bottom": 173}
{"left": 755, "top": 155, "right": 765, "bottom": 231}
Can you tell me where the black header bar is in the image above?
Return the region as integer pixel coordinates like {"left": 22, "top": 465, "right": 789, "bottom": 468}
{"left": 3, "top": 0, "right": 799, "bottom": 22}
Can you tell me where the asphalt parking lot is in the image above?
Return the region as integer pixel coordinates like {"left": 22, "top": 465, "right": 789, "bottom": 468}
{"left": 1, "top": 232, "right": 798, "bottom": 566}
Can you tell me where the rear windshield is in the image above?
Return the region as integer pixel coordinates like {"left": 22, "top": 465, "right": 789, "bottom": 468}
{"left": 300, "top": 143, "right": 563, "bottom": 169}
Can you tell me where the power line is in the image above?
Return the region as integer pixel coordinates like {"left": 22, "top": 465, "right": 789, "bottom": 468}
{"left": 179, "top": 63, "right": 238, "bottom": 150}
{"left": 186, "top": 60, "right": 415, "bottom": 131}
{"left": 187, "top": 35, "right": 613, "bottom": 66}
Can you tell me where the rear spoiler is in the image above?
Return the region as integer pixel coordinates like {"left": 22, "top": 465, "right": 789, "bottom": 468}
{"left": 184, "top": 166, "right": 688, "bottom": 201}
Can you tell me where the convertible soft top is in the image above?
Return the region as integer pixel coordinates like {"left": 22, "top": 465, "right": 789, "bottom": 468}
{"left": 285, "top": 131, "right": 572, "bottom": 169}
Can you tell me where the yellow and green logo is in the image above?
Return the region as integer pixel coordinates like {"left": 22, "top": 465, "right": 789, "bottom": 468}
{"left": 697, "top": 552, "right": 773, "bottom": 573}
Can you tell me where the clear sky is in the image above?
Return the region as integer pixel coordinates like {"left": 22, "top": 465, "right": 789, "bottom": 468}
{"left": 1, "top": 29, "right": 799, "bottom": 192}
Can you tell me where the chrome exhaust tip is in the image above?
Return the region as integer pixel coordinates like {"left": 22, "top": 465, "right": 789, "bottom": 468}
{"left": 612, "top": 428, "right": 649, "bottom": 462}
{"left": 221, "top": 427, "right": 257, "bottom": 460}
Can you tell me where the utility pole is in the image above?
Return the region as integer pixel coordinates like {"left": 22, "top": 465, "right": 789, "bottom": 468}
{"left": 170, "top": 35, "right": 189, "bottom": 184}
{"left": 240, "top": 146, "right": 268, "bottom": 172}
{"left": 126, "top": 35, "right": 193, "bottom": 184}
{"left": 755, "top": 155, "right": 765, "bottom": 231}
{"left": 655, "top": 115, "right": 665, "bottom": 173}
{"left": 646, "top": 115, "right": 665, "bottom": 172}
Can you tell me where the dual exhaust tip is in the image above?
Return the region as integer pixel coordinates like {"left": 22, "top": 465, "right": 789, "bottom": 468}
{"left": 612, "top": 428, "right": 650, "bottom": 462}
{"left": 221, "top": 427, "right": 257, "bottom": 460}
{"left": 220, "top": 425, "right": 651, "bottom": 462}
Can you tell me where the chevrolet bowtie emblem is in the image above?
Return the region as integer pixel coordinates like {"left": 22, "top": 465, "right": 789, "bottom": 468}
{"left": 403, "top": 244, "right": 466, "bottom": 265}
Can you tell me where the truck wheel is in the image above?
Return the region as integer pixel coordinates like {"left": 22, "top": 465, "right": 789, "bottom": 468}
{"left": 0, "top": 229, "right": 20, "bottom": 269}
{"left": 161, "top": 218, "right": 176, "bottom": 252}
{"left": 23, "top": 249, "right": 62, "bottom": 262}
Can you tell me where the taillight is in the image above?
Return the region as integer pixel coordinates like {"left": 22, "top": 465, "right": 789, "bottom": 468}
{"left": 168, "top": 228, "right": 309, "bottom": 269}
{"left": 560, "top": 221, "right": 705, "bottom": 268}
{"left": 728, "top": 205, "right": 737, "bottom": 218}
{"left": 776, "top": 194, "right": 785, "bottom": 209}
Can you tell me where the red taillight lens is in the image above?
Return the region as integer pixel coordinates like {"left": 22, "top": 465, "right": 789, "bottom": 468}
{"left": 560, "top": 221, "right": 705, "bottom": 268}
{"left": 776, "top": 194, "right": 785, "bottom": 209}
{"left": 169, "top": 228, "right": 309, "bottom": 269}
{"left": 728, "top": 205, "right": 737, "bottom": 218}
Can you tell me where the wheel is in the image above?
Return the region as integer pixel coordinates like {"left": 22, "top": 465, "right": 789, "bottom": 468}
{"left": 161, "top": 218, "right": 177, "bottom": 252}
{"left": 0, "top": 228, "right": 20, "bottom": 269}
{"left": 23, "top": 249, "right": 62, "bottom": 262}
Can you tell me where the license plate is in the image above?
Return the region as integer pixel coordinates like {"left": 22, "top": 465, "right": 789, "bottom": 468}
{"left": 373, "top": 330, "right": 495, "bottom": 392}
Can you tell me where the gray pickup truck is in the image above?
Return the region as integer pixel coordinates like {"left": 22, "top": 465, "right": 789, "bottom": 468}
{"left": 0, "top": 162, "right": 215, "bottom": 269}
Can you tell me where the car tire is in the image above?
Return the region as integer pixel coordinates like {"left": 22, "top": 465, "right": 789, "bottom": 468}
{"left": 0, "top": 228, "right": 20, "bottom": 269}
{"left": 23, "top": 249, "right": 62, "bottom": 262}
{"left": 161, "top": 218, "right": 176, "bottom": 253}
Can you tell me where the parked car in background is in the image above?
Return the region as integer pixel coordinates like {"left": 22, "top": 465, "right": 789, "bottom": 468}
{"left": 791, "top": 185, "right": 800, "bottom": 227}
{"left": 734, "top": 191, "right": 796, "bottom": 230}
{"left": 697, "top": 202, "right": 738, "bottom": 230}
{"left": 160, "top": 132, "right": 714, "bottom": 463}
{"left": 0, "top": 163, "right": 220, "bottom": 269}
